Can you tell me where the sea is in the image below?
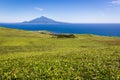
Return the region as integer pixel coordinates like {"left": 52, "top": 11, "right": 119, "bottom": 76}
{"left": 0, "top": 23, "right": 120, "bottom": 37}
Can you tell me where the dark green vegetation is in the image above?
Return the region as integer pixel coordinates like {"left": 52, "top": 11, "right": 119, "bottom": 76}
{"left": 52, "top": 34, "right": 76, "bottom": 38}
{"left": 0, "top": 27, "right": 120, "bottom": 80}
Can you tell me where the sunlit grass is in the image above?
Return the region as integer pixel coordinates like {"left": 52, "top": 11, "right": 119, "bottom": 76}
{"left": 0, "top": 27, "right": 120, "bottom": 80}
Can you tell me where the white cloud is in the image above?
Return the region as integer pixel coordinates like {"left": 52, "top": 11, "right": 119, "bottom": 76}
{"left": 35, "top": 7, "right": 44, "bottom": 11}
{"left": 111, "top": 0, "right": 120, "bottom": 5}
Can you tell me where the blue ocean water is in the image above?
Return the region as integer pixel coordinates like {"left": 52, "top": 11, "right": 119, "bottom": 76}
{"left": 0, "top": 23, "right": 120, "bottom": 36}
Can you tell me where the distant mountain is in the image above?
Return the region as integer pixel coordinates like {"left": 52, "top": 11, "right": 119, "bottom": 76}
{"left": 23, "top": 16, "right": 66, "bottom": 24}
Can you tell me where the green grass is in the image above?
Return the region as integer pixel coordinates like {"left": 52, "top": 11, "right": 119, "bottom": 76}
{"left": 0, "top": 27, "right": 120, "bottom": 80}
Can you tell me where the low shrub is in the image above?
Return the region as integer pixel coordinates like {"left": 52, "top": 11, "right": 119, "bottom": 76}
{"left": 53, "top": 34, "right": 76, "bottom": 38}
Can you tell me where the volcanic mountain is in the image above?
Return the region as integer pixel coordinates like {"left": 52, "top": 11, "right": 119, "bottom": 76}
{"left": 23, "top": 16, "right": 65, "bottom": 24}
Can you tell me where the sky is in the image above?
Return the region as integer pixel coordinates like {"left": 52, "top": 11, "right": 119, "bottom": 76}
{"left": 0, "top": 0, "right": 120, "bottom": 23}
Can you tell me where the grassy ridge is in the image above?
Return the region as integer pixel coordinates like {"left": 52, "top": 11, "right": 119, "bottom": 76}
{"left": 0, "top": 27, "right": 120, "bottom": 80}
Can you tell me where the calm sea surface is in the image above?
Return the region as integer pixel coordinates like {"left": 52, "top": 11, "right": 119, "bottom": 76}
{"left": 0, "top": 23, "right": 120, "bottom": 36}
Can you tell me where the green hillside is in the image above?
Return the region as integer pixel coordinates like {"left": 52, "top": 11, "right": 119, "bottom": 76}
{"left": 0, "top": 27, "right": 120, "bottom": 80}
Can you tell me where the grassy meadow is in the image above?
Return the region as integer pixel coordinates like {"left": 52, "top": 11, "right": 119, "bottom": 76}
{"left": 0, "top": 27, "right": 120, "bottom": 80}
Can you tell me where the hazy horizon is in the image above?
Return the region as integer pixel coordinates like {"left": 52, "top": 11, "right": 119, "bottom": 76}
{"left": 0, "top": 0, "right": 120, "bottom": 23}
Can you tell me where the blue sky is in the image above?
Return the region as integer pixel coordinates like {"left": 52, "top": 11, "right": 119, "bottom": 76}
{"left": 0, "top": 0, "right": 120, "bottom": 23}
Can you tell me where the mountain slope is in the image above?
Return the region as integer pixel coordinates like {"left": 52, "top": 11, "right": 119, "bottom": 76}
{"left": 23, "top": 16, "right": 65, "bottom": 24}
